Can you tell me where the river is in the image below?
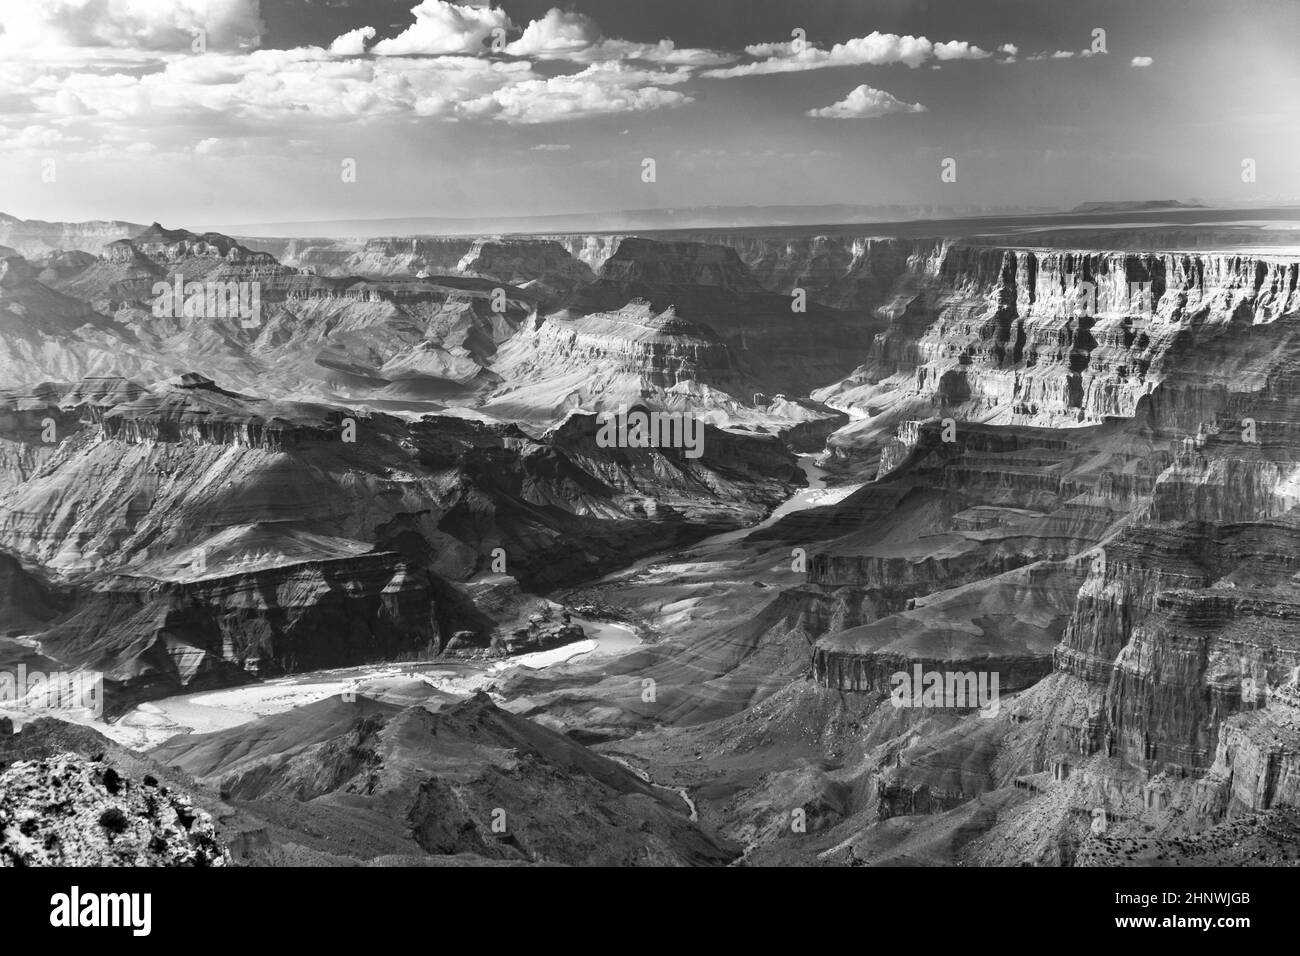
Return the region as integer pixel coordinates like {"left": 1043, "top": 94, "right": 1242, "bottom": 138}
{"left": 90, "top": 616, "right": 641, "bottom": 749}
{"left": 42, "top": 455, "right": 858, "bottom": 752}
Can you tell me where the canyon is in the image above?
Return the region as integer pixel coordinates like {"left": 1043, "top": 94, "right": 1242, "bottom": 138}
{"left": 2, "top": 206, "right": 1299, "bottom": 865}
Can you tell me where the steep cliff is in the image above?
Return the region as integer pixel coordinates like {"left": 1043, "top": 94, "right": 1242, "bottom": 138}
{"left": 457, "top": 238, "right": 595, "bottom": 297}
{"left": 483, "top": 237, "right": 885, "bottom": 429}
{"left": 40, "top": 544, "right": 447, "bottom": 709}
{"left": 242, "top": 234, "right": 599, "bottom": 305}
{"left": 253, "top": 236, "right": 476, "bottom": 277}
{"left": 0, "top": 213, "right": 143, "bottom": 258}
{"left": 485, "top": 300, "right": 738, "bottom": 422}
{"left": 720, "top": 240, "right": 1300, "bottom": 864}
{"left": 814, "top": 245, "right": 1300, "bottom": 451}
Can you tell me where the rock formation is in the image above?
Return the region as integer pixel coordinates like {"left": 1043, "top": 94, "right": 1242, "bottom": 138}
{"left": 0, "top": 752, "right": 228, "bottom": 866}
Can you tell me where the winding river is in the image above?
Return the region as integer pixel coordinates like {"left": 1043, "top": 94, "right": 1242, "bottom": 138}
{"left": 42, "top": 454, "right": 858, "bottom": 752}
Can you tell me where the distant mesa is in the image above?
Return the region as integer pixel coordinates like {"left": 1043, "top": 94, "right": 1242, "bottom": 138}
{"left": 1068, "top": 199, "right": 1208, "bottom": 214}
{"left": 104, "top": 222, "right": 281, "bottom": 267}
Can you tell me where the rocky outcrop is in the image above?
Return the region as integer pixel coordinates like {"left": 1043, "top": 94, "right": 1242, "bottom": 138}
{"left": 0, "top": 752, "right": 228, "bottom": 866}
{"left": 1197, "top": 706, "right": 1300, "bottom": 815}
{"left": 496, "top": 609, "right": 585, "bottom": 656}
{"left": 591, "top": 237, "right": 767, "bottom": 298}
{"left": 104, "top": 222, "right": 281, "bottom": 269}
{"left": 100, "top": 375, "right": 344, "bottom": 449}
{"left": 457, "top": 238, "right": 595, "bottom": 294}
{"left": 522, "top": 301, "right": 732, "bottom": 389}
{"left": 59, "top": 223, "right": 292, "bottom": 318}
{"left": 543, "top": 408, "right": 802, "bottom": 520}
{"left": 553, "top": 234, "right": 626, "bottom": 273}
{"left": 485, "top": 300, "right": 740, "bottom": 422}
{"left": 809, "top": 557, "right": 1079, "bottom": 700}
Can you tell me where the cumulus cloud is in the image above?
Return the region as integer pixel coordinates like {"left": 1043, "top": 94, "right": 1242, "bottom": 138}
{"left": 0, "top": 0, "right": 264, "bottom": 53}
{"left": 370, "top": 0, "right": 510, "bottom": 56}
{"left": 0, "top": 0, "right": 717, "bottom": 136}
{"left": 463, "top": 71, "right": 692, "bottom": 124}
{"left": 806, "top": 84, "right": 927, "bottom": 119}
{"left": 329, "top": 26, "right": 376, "bottom": 56}
{"left": 359, "top": 3, "right": 731, "bottom": 66}
{"left": 560, "top": 60, "right": 694, "bottom": 87}
{"left": 1130, "top": 55, "right": 1154, "bottom": 67}
{"left": 703, "top": 31, "right": 990, "bottom": 78}
{"left": 578, "top": 38, "right": 734, "bottom": 66}
{"left": 933, "top": 40, "right": 990, "bottom": 61}
{"left": 0, "top": 41, "right": 697, "bottom": 137}
{"left": 505, "top": 7, "right": 598, "bottom": 57}
{"left": 501, "top": 8, "right": 732, "bottom": 65}
{"left": 0, "top": 0, "right": 1022, "bottom": 143}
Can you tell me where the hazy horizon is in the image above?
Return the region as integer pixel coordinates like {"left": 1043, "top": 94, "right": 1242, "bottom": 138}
{"left": 10, "top": 196, "right": 1300, "bottom": 241}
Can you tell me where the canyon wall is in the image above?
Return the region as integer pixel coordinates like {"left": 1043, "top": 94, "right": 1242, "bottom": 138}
{"left": 770, "top": 238, "right": 1300, "bottom": 850}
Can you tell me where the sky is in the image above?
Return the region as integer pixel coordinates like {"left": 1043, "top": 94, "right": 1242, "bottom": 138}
{"left": 0, "top": 0, "right": 1297, "bottom": 228}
